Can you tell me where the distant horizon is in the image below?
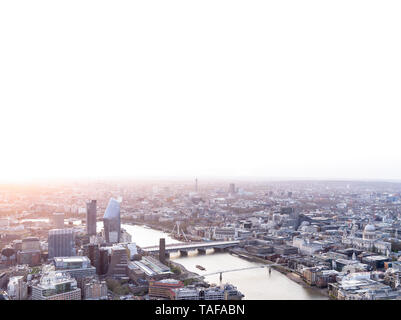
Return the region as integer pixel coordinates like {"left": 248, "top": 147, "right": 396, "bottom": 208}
{"left": 2, "top": 175, "right": 401, "bottom": 185}
{"left": 1, "top": 0, "right": 401, "bottom": 186}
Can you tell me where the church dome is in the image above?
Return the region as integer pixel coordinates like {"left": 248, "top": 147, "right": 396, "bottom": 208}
{"left": 364, "top": 224, "right": 376, "bottom": 232}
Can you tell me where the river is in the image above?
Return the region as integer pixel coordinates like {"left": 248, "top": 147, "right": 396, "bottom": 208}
{"left": 20, "top": 219, "right": 327, "bottom": 299}
{"left": 119, "top": 223, "right": 327, "bottom": 300}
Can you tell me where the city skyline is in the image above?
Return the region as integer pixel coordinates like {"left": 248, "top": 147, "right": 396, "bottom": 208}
{"left": 2, "top": 0, "right": 401, "bottom": 309}
{"left": 2, "top": 178, "right": 401, "bottom": 301}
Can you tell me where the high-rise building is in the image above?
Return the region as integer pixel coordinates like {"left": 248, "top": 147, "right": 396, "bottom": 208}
{"left": 32, "top": 271, "right": 81, "bottom": 300}
{"left": 229, "top": 183, "right": 236, "bottom": 194}
{"left": 103, "top": 198, "right": 121, "bottom": 243}
{"left": 118, "top": 242, "right": 138, "bottom": 260}
{"left": 195, "top": 178, "right": 198, "bottom": 192}
{"left": 48, "top": 229, "right": 75, "bottom": 259}
{"left": 98, "top": 247, "right": 109, "bottom": 275}
{"left": 86, "top": 200, "right": 97, "bottom": 236}
{"left": 83, "top": 243, "right": 99, "bottom": 269}
{"left": 7, "top": 276, "right": 28, "bottom": 300}
{"left": 53, "top": 213, "right": 65, "bottom": 229}
{"left": 107, "top": 245, "right": 128, "bottom": 278}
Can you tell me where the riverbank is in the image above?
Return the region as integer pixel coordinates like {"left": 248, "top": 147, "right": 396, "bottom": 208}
{"left": 173, "top": 248, "right": 328, "bottom": 298}
{"left": 228, "top": 248, "right": 329, "bottom": 298}
{"left": 122, "top": 221, "right": 204, "bottom": 242}
{"left": 286, "top": 272, "right": 329, "bottom": 297}
{"left": 122, "top": 221, "right": 165, "bottom": 232}
{"left": 121, "top": 223, "right": 327, "bottom": 299}
{"left": 169, "top": 259, "right": 206, "bottom": 282}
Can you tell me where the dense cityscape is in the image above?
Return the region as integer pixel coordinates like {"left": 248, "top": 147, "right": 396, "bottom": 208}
{"left": 1, "top": 1, "right": 399, "bottom": 318}
{"left": 1, "top": 179, "right": 401, "bottom": 300}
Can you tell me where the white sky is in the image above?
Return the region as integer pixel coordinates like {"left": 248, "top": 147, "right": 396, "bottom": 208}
{"left": 1, "top": 1, "right": 401, "bottom": 182}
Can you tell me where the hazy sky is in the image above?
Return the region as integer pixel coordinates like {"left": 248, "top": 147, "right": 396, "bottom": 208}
{"left": 1, "top": 1, "right": 401, "bottom": 182}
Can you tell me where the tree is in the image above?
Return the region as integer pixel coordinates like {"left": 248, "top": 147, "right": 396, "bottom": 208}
{"left": 170, "top": 265, "right": 181, "bottom": 275}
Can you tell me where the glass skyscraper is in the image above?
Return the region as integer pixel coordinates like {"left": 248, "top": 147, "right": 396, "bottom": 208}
{"left": 103, "top": 198, "right": 121, "bottom": 243}
{"left": 86, "top": 200, "right": 97, "bottom": 236}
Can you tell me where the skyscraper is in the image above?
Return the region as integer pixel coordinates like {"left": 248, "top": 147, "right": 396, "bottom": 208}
{"left": 107, "top": 245, "right": 128, "bottom": 278}
{"left": 229, "top": 183, "right": 236, "bottom": 194}
{"left": 83, "top": 243, "right": 99, "bottom": 269}
{"left": 103, "top": 198, "right": 121, "bottom": 243}
{"left": 48, "top": 229, "right": 75, "bottom": 259}
{"left": 98, "top": 247, "right": 109, "bottom": 275}
{"left": 86, "top": 200, "right": 97, "bottom": 236}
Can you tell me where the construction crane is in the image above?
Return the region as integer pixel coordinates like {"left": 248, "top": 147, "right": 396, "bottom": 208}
{"left": 172, "top": 221, "right": 188, "bottom": 241}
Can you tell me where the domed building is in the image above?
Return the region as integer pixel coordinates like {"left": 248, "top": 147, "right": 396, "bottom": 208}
{"left": 363, "top": 223, "right": 377, "bottom": 240}
{"left": 342, "top": 222, "right": 391, "bottom": 255}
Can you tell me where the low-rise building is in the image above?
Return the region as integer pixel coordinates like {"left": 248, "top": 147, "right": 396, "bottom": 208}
{"left": 53, "top": 256, "right": 96, "bottom": 280}
{"left": 173, "top": 284, "right": 244, "bottom": 300}
{"left": 83, "top": 279, "right": 108, "bottom": 300}
{"left": 148, "top": 279, "right": 183, "bottom": 299}
{"left": 32, "top": 271, "right": 81, "bottom": 300}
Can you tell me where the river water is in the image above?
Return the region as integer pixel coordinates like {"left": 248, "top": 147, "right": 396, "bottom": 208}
{"left": 21, "top": 220, "right": 326, "bottom": 299}
{"left": 119, "top": 223, "right": 327, "bottom": 300}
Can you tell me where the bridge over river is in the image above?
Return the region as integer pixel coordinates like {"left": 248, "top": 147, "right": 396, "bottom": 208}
{"left": 141, "top": 240, "right": 240, "bottom": 256}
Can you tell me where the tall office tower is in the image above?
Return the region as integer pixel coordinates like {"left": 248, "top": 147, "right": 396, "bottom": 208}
{"left": 289, "top": 208, "right": 300, "bottom": 229}
{"left": 98, "top": 248, "right": 109, "bottom": 275}
{"left": 48, "top": 229, "right": 75, "bottom": 259}
{"left": 86, "top": 200, "right": 97, "bottom": 236}
{"left": 159, "top": 238, "right": 166, "bottom": 264}
{"left": 107, "top": 245, "right": 128, "bottom": 278}
{"left": 53, "top": 213, "right": 65, "bottom": 229}
{"left": 103, "top": 198, "right": 121, "bottom": 244}
{"left": 229, "top": 183, "right": 236, "bottom": 194}
{"left": 83, "top": 243, "right": 99, "bottom": 268}
{"left": 195, "top": 178, "right": 198, "bottom": 192}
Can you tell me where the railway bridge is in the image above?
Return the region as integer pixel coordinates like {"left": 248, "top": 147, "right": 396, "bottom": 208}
{"left": 141, "top": 240, "right": 240, "bottom": 256}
